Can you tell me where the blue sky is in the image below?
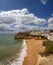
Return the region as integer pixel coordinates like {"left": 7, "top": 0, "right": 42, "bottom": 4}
{"left": 0, "top": 0, "right": 53, "bottom": 33}
{"left": 0, "top": 0, "right": 53, "bottom": 18}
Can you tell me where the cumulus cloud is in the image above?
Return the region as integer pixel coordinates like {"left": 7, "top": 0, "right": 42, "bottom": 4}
{"left": 51, "top": 14, "right": 53, "bottom": 16}
{"left": 34, "top": 18, "right": 46, "bottom": 25}
{"left": 40, "top": 0, "right": 47, "bottom": 4}
{"left": 48, "top": 17, "right": 53, "bottom": 30}
{"left": 48, "top": 24, "right": 53, "bottom": 30}
{"left": 48, "top": 17, "right": 53, "bottom": 24}
{"left": 0, "top": 8, "right": 47, "bottom": 34}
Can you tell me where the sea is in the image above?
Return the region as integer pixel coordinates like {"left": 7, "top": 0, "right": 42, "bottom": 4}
{"left": 0, "top": 34, "right": 27, "bottom": 65}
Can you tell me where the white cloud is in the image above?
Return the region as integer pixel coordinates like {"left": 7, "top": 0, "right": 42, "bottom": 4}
{"left": 48, "top": 17, "right": 53, "bottom": 30}
{"left": 48, "top": 24, "right": 53, "bottom": 30}
{"left": 34, "top": 18, "right": 46, "bottom": 25}
{"left": 48, "top": 17, "right": 53, "bottom": 24}
{"left": 51, "top": 14, "right": 53, "bottom": 16}
{"left": 40, "top": 0, "right": 47, "bottom": 4}
{"left": 0, "top": 8, "right": 47, "bottom": 34}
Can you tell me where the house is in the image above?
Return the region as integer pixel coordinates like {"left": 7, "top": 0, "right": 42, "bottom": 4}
{"left": 47, "top": 33, "right": 53, "bottom": 41}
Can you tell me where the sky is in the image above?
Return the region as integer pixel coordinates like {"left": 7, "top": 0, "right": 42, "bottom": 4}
{"left": 0, "top": 0, "right": 53, "bottom": 34}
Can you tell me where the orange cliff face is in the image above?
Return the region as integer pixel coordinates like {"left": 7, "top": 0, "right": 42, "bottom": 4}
{"left": 14, "top": 30, "right": 48, "bottom": 40}
{"left": 14, "top": 32, "right": 47, "bottom": 40}
{"left": 14, "top": 32, "right": 35, "bottom": 39}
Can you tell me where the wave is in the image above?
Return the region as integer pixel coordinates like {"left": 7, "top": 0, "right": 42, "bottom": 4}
{"left": 10, "top": 39, "right": 27, "bottom": 65}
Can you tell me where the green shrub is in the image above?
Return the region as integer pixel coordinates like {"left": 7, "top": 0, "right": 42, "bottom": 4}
{"left": 43, "top": 40, "right": 53, "bottom": 54}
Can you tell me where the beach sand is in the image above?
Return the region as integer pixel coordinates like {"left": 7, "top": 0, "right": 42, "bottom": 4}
{"left": 23, "top": 38, "right": 45, "bottom": 65}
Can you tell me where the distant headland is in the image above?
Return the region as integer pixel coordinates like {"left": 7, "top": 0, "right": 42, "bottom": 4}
{"left": 14, "top": 30, "right": 48, "bottom": 40}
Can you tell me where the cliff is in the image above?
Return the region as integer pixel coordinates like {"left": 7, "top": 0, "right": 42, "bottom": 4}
{"left": 14, "top": 32, "right": 35, "bottom": 39}
{"left": 14, "top": 32, "right": 47, "bottom": 39}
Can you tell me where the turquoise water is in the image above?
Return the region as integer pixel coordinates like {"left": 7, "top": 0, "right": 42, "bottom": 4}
{"left": 0, "top": 34, "right": 23, "bottom": 65}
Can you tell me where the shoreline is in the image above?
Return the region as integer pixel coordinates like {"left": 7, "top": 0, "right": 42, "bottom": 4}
{"left": 23, "top": 38, "right": 45, "bottom": 65}
{"left": 11, "top": 39, "right": 27, "bottom": 65}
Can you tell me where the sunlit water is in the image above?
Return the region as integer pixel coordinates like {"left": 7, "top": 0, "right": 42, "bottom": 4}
{"left": 0, "top": 34, "right": 27, "bottom": 65}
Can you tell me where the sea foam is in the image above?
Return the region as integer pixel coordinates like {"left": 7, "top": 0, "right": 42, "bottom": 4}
{"left": 10, "top": 39, "right": 27, "bottom": 65}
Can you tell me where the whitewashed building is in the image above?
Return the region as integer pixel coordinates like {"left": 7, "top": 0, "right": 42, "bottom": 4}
{"left": 47, "top": 33, "right": 53, "bottom": 41}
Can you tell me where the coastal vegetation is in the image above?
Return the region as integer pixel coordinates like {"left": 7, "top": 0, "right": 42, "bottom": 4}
{"left": 40, "top": 40, "right": 53, "bottom": 56}
{"left": 43, "top": 40, "right": 53, "bottom": 54}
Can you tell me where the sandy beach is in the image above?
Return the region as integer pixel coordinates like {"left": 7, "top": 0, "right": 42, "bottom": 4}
{"left": 23, "top": 38, "right": 45, "bottom": 65}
